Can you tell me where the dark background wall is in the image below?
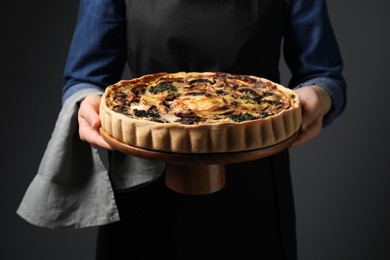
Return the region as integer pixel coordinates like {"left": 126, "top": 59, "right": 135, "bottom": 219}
{"left": 1, "top": 0, "right": 389, "bottom": 259}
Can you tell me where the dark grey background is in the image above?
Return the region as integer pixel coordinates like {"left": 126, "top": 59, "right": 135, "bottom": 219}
{"left": 1, "top": 0, "right": 389, "bottom": 259}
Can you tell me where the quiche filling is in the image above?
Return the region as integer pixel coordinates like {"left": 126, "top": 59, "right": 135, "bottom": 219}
{"left": 104, "top": 72, "right": 296, "bottom": 125}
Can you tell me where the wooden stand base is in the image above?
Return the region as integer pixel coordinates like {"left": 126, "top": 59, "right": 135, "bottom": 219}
{"left": 100, "top": 128, "right": 297, "bottom": 195}
{"left": 165, "top": 164, "right": 226, "bottom": 195}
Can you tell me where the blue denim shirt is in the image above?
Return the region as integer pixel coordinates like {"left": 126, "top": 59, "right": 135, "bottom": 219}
{"left": 63, "top": 0, "right": 346, "bottom": 125}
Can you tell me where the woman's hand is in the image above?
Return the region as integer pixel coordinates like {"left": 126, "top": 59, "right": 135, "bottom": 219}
{"left": 78, "top": 94, "right": 113, "bottom": 150}
{"left": 292, "top": 85, "right": 331, "bottom": 148}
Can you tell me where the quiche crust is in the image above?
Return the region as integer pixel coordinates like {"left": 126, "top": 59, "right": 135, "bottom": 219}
{"left": 99, "top": 72, "right": 302, "bottom": 153}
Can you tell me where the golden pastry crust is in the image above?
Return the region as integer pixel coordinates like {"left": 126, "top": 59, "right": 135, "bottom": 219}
{"left": 100, "top": 72, "right": 302, "bottom": 153}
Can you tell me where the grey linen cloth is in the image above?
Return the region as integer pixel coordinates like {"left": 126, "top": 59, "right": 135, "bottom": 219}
{"left": 17, "top": 88, "right": 165, "bottom": 229}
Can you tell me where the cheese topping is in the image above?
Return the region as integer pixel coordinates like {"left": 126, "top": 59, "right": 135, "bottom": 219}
{"left": 105, "top": 72, "right": 297, "bottom": 125}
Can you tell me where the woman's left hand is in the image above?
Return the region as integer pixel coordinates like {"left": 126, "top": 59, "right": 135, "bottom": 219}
{"left": 292, "top": 85, "right": 331, "bottom": 148}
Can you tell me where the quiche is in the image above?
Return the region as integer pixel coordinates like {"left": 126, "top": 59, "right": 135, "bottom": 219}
{"left": 99, "top": 72, "right": 302, "bottom": 153}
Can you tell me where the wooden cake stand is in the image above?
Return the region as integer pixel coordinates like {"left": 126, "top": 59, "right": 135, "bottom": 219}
{"left": 100, "top": 128, "right": 298, "bottom": 195}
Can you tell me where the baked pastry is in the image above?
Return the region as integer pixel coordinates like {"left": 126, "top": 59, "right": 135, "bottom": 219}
{"left": 100, "top": 72, "right": 301, "bottom": 153}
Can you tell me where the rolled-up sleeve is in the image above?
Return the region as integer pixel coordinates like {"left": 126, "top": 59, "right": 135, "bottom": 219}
{"left": 283, "top": 0, "right": 347, "bottom": 126}
{"left": 62, "top": 0, "right": 127, "bottom": 104}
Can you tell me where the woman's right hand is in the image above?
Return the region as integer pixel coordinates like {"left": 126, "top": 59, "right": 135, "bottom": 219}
{"left": 78, "top": 94, "right": 113, "bottom": 150}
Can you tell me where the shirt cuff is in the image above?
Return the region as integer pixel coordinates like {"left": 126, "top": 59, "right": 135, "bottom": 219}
{"left": 62, "top": 82, "right": 104, "bottom": 105}
{"left": 293, "top": 77, "right": 346, "bottom": 127}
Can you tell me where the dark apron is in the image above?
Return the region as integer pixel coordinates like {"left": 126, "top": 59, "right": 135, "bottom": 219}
{"left": 125, "top": 0, "right": 283, "bottom": 81}
{"left": 97, "top": 1, "right": 297, "bottom": 259}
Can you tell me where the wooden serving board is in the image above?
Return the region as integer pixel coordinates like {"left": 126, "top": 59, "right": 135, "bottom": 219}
{"left": 100, "top": 128, "right": 298, "bottom": 194}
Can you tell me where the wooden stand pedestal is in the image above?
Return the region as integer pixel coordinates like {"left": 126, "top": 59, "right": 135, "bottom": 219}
{"left": 100, "top": 128, "right": 297, "bottom": 195}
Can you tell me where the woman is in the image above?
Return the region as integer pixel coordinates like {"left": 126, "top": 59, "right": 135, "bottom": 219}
{"left": 18, "top": 0, "right": 346, "bottom": 259}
